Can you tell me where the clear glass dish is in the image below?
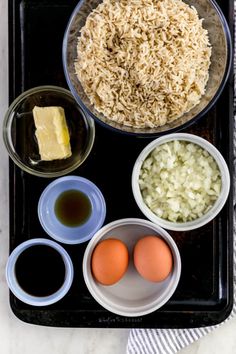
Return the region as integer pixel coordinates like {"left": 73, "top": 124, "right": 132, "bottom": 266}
{"left": 63, "top": 0, "right": 232, "bottom": 136}
{"left": 3, "top": 86, "right": 95, "bottom": 177}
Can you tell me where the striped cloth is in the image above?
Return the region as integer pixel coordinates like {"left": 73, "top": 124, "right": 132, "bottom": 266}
{"left": 127, "top": 6, "right": 236, "bottom": 354}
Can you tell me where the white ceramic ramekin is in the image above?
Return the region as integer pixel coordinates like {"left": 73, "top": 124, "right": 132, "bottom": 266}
{"left": 132, "top": 133, "right": 230, "bottom": 231}
{"left": 83, "top": 218, "right": 181, "bottom": 317}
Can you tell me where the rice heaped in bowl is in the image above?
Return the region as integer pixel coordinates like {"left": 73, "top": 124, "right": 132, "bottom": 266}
{"left": 63, "top": 0, "right": 232, "bottom": 137}
{"left": 75, "top": 0, "right": 212, "bottom": 128}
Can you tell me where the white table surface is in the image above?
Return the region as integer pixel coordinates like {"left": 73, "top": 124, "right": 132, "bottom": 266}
{"left": 1, "top": 0, "right": 236, "bottom": 353}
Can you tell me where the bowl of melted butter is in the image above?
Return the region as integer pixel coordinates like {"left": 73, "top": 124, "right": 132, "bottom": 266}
{"left": 3, "top": 85, "right": 95, "bottom": 177}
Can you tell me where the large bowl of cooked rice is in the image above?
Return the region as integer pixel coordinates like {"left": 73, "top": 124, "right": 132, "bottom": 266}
{"left": 63, "top": 0, "right": 232, "bottom": 136}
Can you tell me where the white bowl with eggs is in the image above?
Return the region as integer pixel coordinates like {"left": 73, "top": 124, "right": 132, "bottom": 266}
{"left": 132, "top": 133, "right": 230, "bottom": 231}
{"left": 83, "top": 218, "right": 181, "bottom": 317}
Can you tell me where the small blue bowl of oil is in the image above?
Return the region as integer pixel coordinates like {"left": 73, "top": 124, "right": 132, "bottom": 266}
{"left": 38, "top": 176, "right": 106, "bottom": 244}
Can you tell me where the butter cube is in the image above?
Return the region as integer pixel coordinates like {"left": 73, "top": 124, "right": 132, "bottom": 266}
{"left": 33, "top": 106, "right": 72, "bottom": 161}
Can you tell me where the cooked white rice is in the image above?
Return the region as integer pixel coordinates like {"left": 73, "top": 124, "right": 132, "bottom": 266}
{"left": 75, "top": 0, "right": 211, "bottom": 128}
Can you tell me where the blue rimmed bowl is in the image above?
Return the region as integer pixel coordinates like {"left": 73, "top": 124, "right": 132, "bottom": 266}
{"left": 38, "top": 176, "right": 106, "bottom": 244}
{"left": 6, "top": 238, "right": 74, "bottom": 306}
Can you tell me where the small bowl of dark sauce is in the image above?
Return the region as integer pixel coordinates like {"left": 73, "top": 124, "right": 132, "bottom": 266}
{"left": 5, "top": 238, "right": 74, "bottom": 306}
{"left": 38, "top": 176, "right": 106, "bottom": 244}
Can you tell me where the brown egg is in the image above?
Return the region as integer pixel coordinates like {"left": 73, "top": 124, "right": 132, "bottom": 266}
{"left": 91, "top": 238, "right": 129, "bottom": 285}
{"left": 133, "top": 235, "right": 173, "bottom": 282}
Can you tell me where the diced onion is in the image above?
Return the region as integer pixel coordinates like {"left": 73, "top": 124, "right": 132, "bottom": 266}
{"left": 139, "top": 140, "right": 221, "bottom": 222}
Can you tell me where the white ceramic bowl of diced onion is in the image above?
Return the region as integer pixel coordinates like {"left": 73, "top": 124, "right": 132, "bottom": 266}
{"left": 132, "top": 133, "right": 230, "bottom": 231}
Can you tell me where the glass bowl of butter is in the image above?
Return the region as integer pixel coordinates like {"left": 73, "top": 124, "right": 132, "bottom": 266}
{"left": 3, "top": 86, "right": 95, "bottom": 177}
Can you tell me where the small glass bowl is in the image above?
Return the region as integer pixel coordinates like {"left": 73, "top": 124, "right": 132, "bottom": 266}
{"left": 2, "top": 86, "right": 95, "bottom": 177}
{"left": 38, "top": 176, "right": 106, "bottom": 244}
{"left": 132, "top": 133, "right": 230, "bottom": 231}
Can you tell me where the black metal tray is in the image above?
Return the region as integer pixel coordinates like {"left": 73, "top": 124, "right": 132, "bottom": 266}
{"left": 8, "top": 0, "right": 234, "bottom": 328}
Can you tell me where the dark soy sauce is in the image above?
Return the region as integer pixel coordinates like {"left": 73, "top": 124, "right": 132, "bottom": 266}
{"left": 55, "top": 189, "right": 92, "bottom": 227}
{"left": 15, "top": 245, "right": 65, "bottom": 297}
